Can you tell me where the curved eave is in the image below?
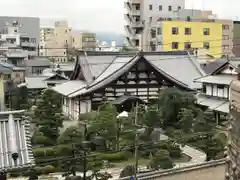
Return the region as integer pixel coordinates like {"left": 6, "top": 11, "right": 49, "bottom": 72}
{"left": 68, "top": 55, "right": 139, "bottom": 97}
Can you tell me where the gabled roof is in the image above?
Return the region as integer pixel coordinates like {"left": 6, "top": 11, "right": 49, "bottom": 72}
{"left": 200, "top": 60, "right": 228, "bottom": 74}
{"left": 24, "top": 57, "right": 52, "bottom": 67}
{"left": 54, "top": 51, "right": 205, "bottom": 97}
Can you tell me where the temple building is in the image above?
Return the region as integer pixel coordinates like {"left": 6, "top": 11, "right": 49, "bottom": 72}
{"left": 53, "top": 51, "right": 205, "bottom": 120}
{"left": 0, "top": 110, "right": 34, "bottom": 175}
{"left": 195, "top": 60, "right": 240, "bottom": 124}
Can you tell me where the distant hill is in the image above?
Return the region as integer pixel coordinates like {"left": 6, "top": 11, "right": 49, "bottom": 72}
{"left": 96, "top": 32, "right": 125, "bottom": 46}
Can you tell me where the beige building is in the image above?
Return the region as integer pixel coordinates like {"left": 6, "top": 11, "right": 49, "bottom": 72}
{"left": 40, "top": 21, "right": 96, "bottom": 62}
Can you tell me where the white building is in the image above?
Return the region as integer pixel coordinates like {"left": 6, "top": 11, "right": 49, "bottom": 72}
{"left": 96, "top": 41, "right": 120, "bottom": 52}
{"left": 0, "top": 21, "right": 37, "bottom": 65}
{"left": 194, "top": 60, "right": 240, "bottom": 124}
{"left": 124, "top": 0, "right": 185, "bottom": 50}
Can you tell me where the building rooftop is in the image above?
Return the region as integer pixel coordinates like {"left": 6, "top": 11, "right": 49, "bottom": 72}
{"left": 0, "top": 110, "right": 35, "bottom": 172}
{"left": 54, "top": 51, "right": 205, "bottom": 97}
{"left": 24, "top": 57, "right": 52, "bottom": 67}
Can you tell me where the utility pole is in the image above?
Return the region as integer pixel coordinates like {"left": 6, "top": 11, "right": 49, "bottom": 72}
{"left": 83, "top": 120, "right": 88, "bottom": 180}
{"left": 134, "top": 101, "right": 139, "bottom": 180}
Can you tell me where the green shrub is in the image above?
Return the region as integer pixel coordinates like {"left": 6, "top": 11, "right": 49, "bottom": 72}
{"left": 32, "top": 135, "right": 52, "bottom": 146}
{"left": 33, "top": 149, "right": 45, "bottom": 157}
{"left": 55, "top": 145, "right": 73, "bottom": 156}
{"left": 99, "top": 152, "right": 128, "bottom": 162}
{"left": 43, "top": 165, "right": 56, "bottom": 174}
{"left": 168, "top": 145, "right": 181, "bottom": 158}
{"left": 9, "top": 172, "right": 21, "bottom": 177}
{"left": 45, "top": 147, "right": 55, "bottom": 157}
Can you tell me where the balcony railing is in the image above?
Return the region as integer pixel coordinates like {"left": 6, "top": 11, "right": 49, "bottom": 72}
{"left": 127, "top": 0, "right": 141, "bottom": 5}
{"left": 130, "top": 9, "right": 141, "bottom": 16}
{"left": 6, "top": 50, "right": 28, "bottom": 58}
{"left": 20, "top": 41, "right": 36, "bottom": 48}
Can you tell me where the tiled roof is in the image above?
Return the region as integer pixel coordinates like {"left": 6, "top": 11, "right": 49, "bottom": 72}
{"left": 200, "top": 60, "right": 227, "bottom": 74}
{"left": 25, "top": 76, "right": 48, "bottom": 89}
{"left": 54, "top": 51, "right": 205, "bottom": 97}
{"left": 196, "top": 94, "right": 229, "bottom": 113}
{"left": 52, "top": 80, "right": 86, "bottom": 96}
{"left": 0, "top": 110, "right": 35, "bottom": 172}
{"left": 24, "top": 57, "right": 52, "bottom": 67}
{"left": 194, "top": 75, "right": 236, "bottom": 85}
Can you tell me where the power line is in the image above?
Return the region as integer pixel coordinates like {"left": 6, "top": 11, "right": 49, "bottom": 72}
{"left": 33, "top": 130, "right": 218, "bottom": 166}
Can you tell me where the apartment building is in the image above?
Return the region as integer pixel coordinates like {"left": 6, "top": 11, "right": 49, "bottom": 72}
{"left": 40, "top": 21, "right": 96, "bottom": 62}
{"left": 233, "top": 21, "right": 240, "bottom": 57}
{"left": 0, "top": 16, "right": 40, "bottom": 44}
{"left": 148, "top": 19, "right": 222, "bottom": 58}
{"left": 124, "top": 0, "right": 185, "bottom": 50}
{"left": 0, "top": 21, "right": 37, "bottom": 65}
{"left": 123, "top": 0, "right": 224, "bottom": 52}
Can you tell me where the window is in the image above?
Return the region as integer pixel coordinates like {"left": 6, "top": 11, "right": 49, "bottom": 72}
{"left": 72, "top": 38, "right": 75, "bottom": 42}
{"left": 184, "top": 42, "right": 192, "bottom": 49}
{"left": 203, "top": 28, "right": 210, "bottom": 35}
{"left": 222, "top": 25, "right": 229, "bottom": 30}
{"left": 157, "top": 27, "right": 162, "bottom": 35}
{"left": 65, "top": 30, "right": 68, "bottom": 33}
{"left": 185, "top": 28, "right": 191, "bottom": 35}
{"left": 178, "top": 6, "right": 181, "bottom": 10}
{"left": 203, "top": 42, "right": 210, "bottom": 49}
{"left": 149, "top": 4, "right": 153, "bottom": 10}
{"left": 172, "top": 42, "right": 179, "bottom": 49}
{"left": 168, "top": 6, "right": 172, "bottom": 11}
{"left": 159, "top": 5, "right": 162, "bottom": 11}
{"left": 223, "top": 35, "right": 229, "bottom": 40}
{"left": 223, "top": 45, "right": 229, "bottom": 50}
{"left": 172, "top": 27, "right": 179, "bottom": 35}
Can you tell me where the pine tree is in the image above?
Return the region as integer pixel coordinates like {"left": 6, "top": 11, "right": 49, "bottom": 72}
{"left": 34, "top": 89, "right": 63, "bottom": 144}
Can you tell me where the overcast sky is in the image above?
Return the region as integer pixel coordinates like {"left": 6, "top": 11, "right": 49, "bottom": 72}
{"left": 0, "top": 0, "right": 239, "bottom": 33}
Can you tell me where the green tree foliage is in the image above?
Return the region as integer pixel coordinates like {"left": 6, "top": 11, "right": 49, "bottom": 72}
{"left": 140, "top": 104, "right": 162, "bottom": 137}
{"left": 11, "top": 86, "right": 29, "bottom": 110}
{"left": 157, "top": 88, "right": 196, "bottom": 128}
{"left": 34, "top": 89, "right": 63, "bottom": 144}
{"left": 119, "top": 165, "right": 136, "bottom": 178}
{"left": 57, "top": 126, "right": 82, "bottom": 145}
{"left": 88, "top": 103, "right": 118, "bottom": 150}
{"left": 149, "top": 149, "right": 173, "bottom": 170}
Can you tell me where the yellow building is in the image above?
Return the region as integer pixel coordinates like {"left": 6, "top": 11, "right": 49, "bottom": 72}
{"left": 161, "top": 20, "right": 222, "bottom": 58}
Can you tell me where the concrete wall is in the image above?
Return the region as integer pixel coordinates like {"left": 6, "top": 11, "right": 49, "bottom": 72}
{"left": 233, "top": 21, "right": 240, "bottom": 57}
{"left": 119, "top": 160, "right": 225, "bottom": 180}
{"left": 0, "top": 16, "right": 40, "bottom": 44}
{"left": 151, "top": 164, "right": 225, "bottom": 180}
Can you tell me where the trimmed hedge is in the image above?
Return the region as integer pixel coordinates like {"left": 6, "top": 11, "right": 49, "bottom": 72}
{"left": 33, "top": 145, "right": 73, "bottom": 158}
{"left": 99, "top": 152, "right": 130, "bottom": 162}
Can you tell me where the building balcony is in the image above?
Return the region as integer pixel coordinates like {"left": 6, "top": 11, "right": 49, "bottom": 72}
{"left": 126, "top": 0, "right": 141, "bottom": 5}
{"left": 130, "top": 21, "right": 144, "bottom": 28}
{"left": 20, "top": 41, "right": 36, "bottom": 48}
{"left": 6, "top": 50, "right": 28, "bottom": 58}
{"left": 28, "top": 51, "right": 37, "bottom": 57}
{"left": 124, "top": 1, "right": 131, "bottom": 12}
{"left": 124, "top": 14, "right": 132, "bottom": 24}
{"left": 130, "top": 9, "right": 141, "bottom": 16}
